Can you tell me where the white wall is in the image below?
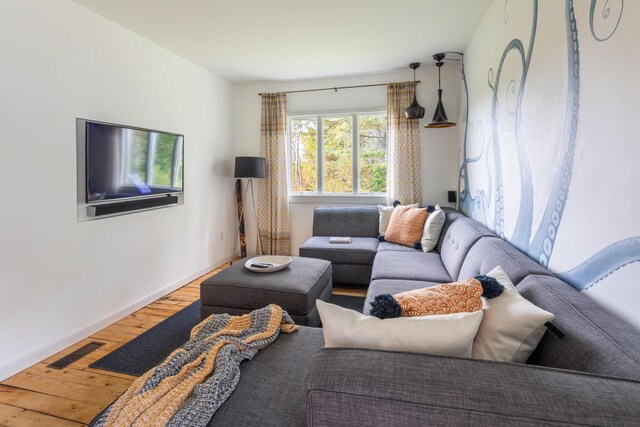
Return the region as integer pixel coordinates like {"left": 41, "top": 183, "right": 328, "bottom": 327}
{"left": 459, "top": 0, "right": 640, "bottom": 329}
{"left": 0, "top": 0, "right": 236, "bottom": 379}
{"left": 233, "top": 68, "right": 460, "bottom": 255}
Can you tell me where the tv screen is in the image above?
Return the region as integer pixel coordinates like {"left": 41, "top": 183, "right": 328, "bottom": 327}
{"left": 85, "top": 121, "right": 184, "bottom": 203}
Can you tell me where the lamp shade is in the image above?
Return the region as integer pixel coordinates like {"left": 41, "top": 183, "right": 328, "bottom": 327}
{"left": 404, "top": 62, "right": 425, "bottom": 120}
{"left": 425, "top": 89, "right": 456, "bottom": 128}
{"left": 405, "top": 96, "right": 426, "bottom": 120}
{"left": 425, "top": 54, "right": 456, "bottom": 129}
{"left": 234, "top": 156, "right": 266, "bottom": 178}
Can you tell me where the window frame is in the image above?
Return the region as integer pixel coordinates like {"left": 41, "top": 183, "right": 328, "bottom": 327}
{"left": 287, "top": 109, "right": 387, "bottom": 199}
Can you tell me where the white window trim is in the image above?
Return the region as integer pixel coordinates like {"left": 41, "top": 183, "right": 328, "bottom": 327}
{"left": 287, "top": 110, "right": 387, "bottom": 198}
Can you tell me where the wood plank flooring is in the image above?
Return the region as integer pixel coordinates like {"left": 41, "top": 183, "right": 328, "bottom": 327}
{"left": 0, "top": 260, "right": 366, "bottom": 426}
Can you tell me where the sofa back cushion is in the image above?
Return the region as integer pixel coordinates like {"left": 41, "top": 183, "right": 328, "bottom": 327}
{"left": 436, "top": 209, "right": 465, "bottom": 253}
{"left": 313, "top": 207, "right": 379, "bottom": 237}
{"left": 438, "top": 218, "right": 489, "bottom": 280}
{"left": 519, "top": 274, "right": 640, "bottom": 380}
{"left": 457, "top": 237, "right": 551, "bottom": 284}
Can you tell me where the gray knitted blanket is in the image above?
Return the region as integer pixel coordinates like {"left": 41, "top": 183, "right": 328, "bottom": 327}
{"left": 94, "top": 304, "right": 298, "bottom": 427}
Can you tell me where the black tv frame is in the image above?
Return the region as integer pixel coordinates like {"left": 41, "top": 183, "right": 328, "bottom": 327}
{"left": 83, "top": 119, "right": 184, "bottom": 206}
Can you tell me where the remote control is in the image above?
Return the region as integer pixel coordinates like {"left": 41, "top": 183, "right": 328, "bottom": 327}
{"left": 251, "top": 262, "right": 274, "bottom": 268}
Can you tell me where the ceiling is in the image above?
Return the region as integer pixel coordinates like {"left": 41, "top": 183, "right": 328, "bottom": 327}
{"left": 71, "top": 0, "right": 492, "bottom": 83}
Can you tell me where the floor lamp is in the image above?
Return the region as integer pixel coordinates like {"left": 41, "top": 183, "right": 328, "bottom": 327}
{"left": 234, "top": 156, "right": 266, "bottom": 256}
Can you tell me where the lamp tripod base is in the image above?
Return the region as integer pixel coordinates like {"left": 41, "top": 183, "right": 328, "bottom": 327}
{"left": 235, "top": 178, "right": 264, "bottom": 258}
{"left": 235, "top": 179, "right": 247, "bottom": 258}
{"left": 249, "top": 178, "right": 264, "bottom": 256}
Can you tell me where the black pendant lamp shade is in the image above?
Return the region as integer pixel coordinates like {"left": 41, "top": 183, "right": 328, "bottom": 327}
{"left": 405, "top": 63, "right": 425, "bottom": 120}
{"left": 426, "top": 54, "right": 456, "bottom": 128}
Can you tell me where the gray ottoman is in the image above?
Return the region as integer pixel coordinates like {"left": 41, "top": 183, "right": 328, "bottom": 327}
{"left": 200, "top": 257, "right": 332, "bottom": 327}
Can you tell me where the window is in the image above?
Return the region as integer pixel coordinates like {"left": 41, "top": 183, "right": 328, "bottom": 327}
{"left": 289, "top": 112, "right": 387, "bottom": 195}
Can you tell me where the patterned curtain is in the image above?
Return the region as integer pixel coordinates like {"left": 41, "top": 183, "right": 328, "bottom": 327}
{"left": 386, "top": 82, "right": 422, "bottom": 205}
{"left": 257, "top": 93, "right": 290, "bottom": 255}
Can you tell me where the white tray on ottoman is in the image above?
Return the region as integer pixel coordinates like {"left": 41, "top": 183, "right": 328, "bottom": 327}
{"left": 244, "top": 255, "right": 293, "bottom": 273}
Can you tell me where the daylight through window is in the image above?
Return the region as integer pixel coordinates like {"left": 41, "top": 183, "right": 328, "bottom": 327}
{"left": 289, "top": 113, "right": 387, "bottom": 195}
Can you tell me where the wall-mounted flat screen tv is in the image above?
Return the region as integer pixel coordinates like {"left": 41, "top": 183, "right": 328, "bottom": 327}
{"left": 85, "top": 121, "right": 184, "bottom": 203}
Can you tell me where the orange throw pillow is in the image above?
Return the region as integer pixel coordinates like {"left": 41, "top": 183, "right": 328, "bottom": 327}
{"left": 369, "top": 276, "right": 505, "bottom": 319}
{"left": 394, "top": 279, "right": 483, "bottom": 316}
{"left": 384, "top": 205, "right": 428, "bottom": 247}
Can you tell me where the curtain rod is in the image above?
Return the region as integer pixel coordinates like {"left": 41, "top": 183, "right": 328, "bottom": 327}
{"left": 258, "top": 81, "right": 420, "bottom": 96}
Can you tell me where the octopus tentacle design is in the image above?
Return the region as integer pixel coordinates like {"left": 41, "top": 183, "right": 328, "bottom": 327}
{"left": 589, "top": 0, "right": 624, "bottom": 42}
{"left": 503, "top": 0, "right": 511, "bottom": 24}
{"left": 458, "top": 0, "right": 638, "bottom": 292}
{"left": 558, "top": 237, "right": 640, "bottom": 290}
{"left": 528, "top": 0, "right": 580, "bottom": 266}
{"left": 510, "top": 3, "right": 537, "bottom": 250}
{"left": 459, "top": 55, "right": 492, "bottom": 224}
{"left": 488, "top": 38, "right": 526, "bottom": 238}
{"left": 463, "top": 1, "right": 538, "bottom": 246}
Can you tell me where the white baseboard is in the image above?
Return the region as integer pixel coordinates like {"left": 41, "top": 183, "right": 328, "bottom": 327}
{"left": 0, "top": 255, "right": 234, "bottom": 381}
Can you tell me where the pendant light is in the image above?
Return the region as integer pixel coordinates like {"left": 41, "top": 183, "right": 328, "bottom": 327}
{"left": 404, "top": 62, "right": 425, "bottom": 120}
{"left": 425, "top": 53, "right": 456, "bottom": 128}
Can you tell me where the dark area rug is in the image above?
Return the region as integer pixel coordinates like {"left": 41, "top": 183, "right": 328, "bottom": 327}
{"left": 90, "top": 301, "right": 202, "bottom": 377}
{"left": 90, "top": 295, "right": 365, "bottom": 377}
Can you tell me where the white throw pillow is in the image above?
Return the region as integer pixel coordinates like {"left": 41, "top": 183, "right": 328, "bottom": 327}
{"left": 472, "top": 266, "right": 555, "bottom": 363}
{"left": 378, "top": 203, "right": 418, "bottom": 236}
{"left": 317, "top": 300, "right": 483, "bottom": 357}
{"left": 421, "top": 205, "right": 445, "bottom": 252}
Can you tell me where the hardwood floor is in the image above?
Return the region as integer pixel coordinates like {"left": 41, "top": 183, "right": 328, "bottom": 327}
{"left": 0, "top": 261, "right": 366, "bottom": 426}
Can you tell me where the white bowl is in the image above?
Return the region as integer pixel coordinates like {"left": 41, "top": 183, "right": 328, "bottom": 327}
{"left": 245, "top": 255, "right": 293, "bottom": 273}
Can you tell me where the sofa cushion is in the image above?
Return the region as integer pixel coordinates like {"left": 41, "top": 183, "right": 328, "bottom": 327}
{"left": 364, "top": 279, "right": 441, "bottom": 314}
{"left": 208, "top": 326, "right": 324, "bottom": 426}
{"left": 457, "top": 216, "right": 496, "bottom": 238}
{"left": 371, "top": 278, "right": 483, "bottom": 318}
{"left": 377, "top": 241, "right": 420, "bottom": 252}
{"left": 438, "top": 219, "right": 487, "bottom": 280}
{"left": 317, "top": 300, "right": 483, "bottom": 358}
{"left": 312, "top": 206, "right": 378, "bottom": 237}
{"left": 420, "top": 207, "right": 445, "bottom": 252}
{"left": 299, "top": 236, "right": 378, "bottom": 266}
{"left": 305, "top": 348, "right": 640, "bottom": 427}
{"left": 435, "top": 208, "right": 466, "bottom": 253}
{"left": 378, "top": 203, "right": 418, "bottom": 235}
{"left": 457, "top": 237, "right": 552, "bottom": 284}
{"left": 473, "top": 267, "right": 554, "bottom": 363}
{"left": 371, "top": 251, "right": 452, "bottom": 283}
{"left": 519, "top": 274, "right": 640, "bottom": 380}
{"left": 384, "top": 205, "right": 427, "bottom": 247}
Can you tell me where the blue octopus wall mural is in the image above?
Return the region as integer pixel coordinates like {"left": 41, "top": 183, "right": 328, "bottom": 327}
{"left": 458, "top": 0, "right": 640, "bottom": 328}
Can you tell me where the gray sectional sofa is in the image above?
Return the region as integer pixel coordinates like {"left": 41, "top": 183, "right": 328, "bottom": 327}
{"left": 94, "top": 206, "right": 640, "bottom": 426}
{"left": 295, "top": 206, "right": 640, "bottom": 426}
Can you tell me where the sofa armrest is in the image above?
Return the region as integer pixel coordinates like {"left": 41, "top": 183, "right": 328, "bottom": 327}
{"left": 305, "top": 348, "right": 640, "bottom": 426}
